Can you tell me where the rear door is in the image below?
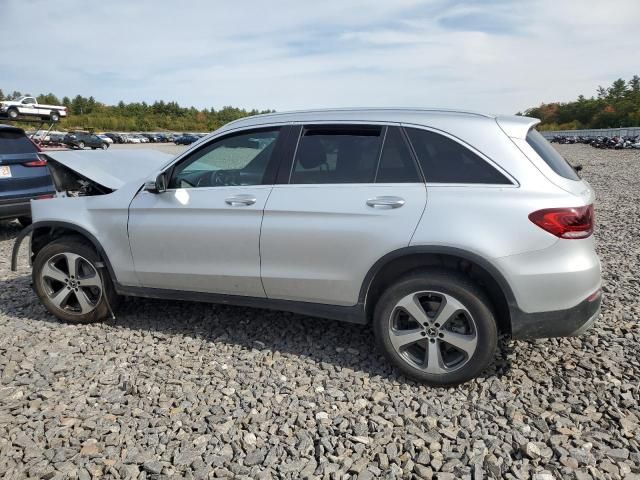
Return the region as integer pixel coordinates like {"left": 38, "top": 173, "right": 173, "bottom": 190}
{"left": 260, "top": 124, "right": 427, "bottom": 306}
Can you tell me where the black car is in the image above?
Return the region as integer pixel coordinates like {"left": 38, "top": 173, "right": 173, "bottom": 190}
{"left": 174, "top": 134, "right": 199, "bottom": 145}
{"left": 104, "top": 132, "right": 127, "bottom": 144}
{"left": 141, "top": 133, "right": 158, "bottom": 143}
{"left": 0, "top": 125, "right": 55, "bottom": 226}
{"left": 63, "top": 132, "right": 110, "bottom": 150}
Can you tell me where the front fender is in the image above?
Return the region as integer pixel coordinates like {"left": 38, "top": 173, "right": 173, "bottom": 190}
{"left": 11, "top": 221, "right": 118, "bottom": 283}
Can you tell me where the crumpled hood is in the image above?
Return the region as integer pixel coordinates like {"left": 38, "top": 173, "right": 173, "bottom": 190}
{"left": 44, "top": 149, "right": 174, "bottom": 190}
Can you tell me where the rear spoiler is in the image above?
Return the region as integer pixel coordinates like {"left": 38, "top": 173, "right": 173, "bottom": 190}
{"left": 495, "top": 115, "right": 540, "bottom": 140}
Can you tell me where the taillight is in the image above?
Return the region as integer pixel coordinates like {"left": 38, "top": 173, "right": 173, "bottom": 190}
{"left": 23, "top": 159, "right": 47, "bottom": 167}
{"left": 35, "top": 194, "right": 55, "bottom": 200}
{"left": 528, "top": 205, "right": 594, "bottom": 239}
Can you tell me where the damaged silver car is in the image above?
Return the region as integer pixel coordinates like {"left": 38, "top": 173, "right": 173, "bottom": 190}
{"left": 12, "top": 108, "right": 601, "bottom": 386}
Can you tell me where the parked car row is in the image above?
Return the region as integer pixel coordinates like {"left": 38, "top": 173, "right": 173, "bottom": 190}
{"left": 25, "top": 129, "right": 209, "bottom": 147}
{"left": 103, "top": 132, "right": 206, "bottom": 144}
{"left": 550, "top": 134, "right": 640, "bottom": 149}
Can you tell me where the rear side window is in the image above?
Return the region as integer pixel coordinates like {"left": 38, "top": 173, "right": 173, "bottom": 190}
{"left": 0, "top": 130, "right": 38, "bottom": 154}
{"left": 291, "top": 126, "right": 382, "bottom": 184}
{"left": 526, "top": 129, "right": 580, "bottom": 180}
{"left": 405, "top": 127, "right": 511, "bottom": 184}
{"left": 376, "top": 127, "right": 421, "bottom": 183}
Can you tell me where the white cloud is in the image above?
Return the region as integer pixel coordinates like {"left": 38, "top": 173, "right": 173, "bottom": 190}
{"left": 1, "top": 0, "right": 638, "bottom": 114}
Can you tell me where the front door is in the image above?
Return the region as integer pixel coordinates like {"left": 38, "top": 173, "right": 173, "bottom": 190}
{"left": 128, "top": 127, "right": 284, "bottom": 297}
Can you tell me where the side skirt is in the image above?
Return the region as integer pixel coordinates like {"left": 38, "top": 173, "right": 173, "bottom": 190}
{"left": 114, "top": 284, "right": 368, "bottom": 325}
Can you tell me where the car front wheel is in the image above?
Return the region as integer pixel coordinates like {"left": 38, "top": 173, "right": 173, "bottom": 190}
{"left": 33, "top": 239, "right": 119, "bottom": 323}
{"left": 373, "top": 269, "right": 497, "bottom": 386}
{"left": 77, "top": 141, "right": 85, "bottom": 149}
{"left": 101, "top": 143, "right": 108, "bottom": 150}
{"left": 50, "top": 111, "right": 60, "bottom": 122}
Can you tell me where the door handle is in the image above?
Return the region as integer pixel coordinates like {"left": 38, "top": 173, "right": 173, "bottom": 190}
{"left": 366, "top": 196, "right": 405, "bottom": 209}
{"left": 225, "top": 194, "right": 257, "bottom": 206}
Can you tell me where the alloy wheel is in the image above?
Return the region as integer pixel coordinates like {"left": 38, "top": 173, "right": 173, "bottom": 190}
{"left": 388, "top": 290, "right": 478, "bottom": 374}
{"left": 40, "top": 252, "right": 103, "bottom": 315}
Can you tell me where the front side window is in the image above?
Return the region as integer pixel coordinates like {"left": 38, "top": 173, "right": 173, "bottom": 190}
{"left": 290, "top": 126, "right": 382, "bottom": 184}
{"left": 526, "top": 129, "right": 580, "bottom": 180}
{"left": 22, "top": 97, "right": 36, "bottom": 105}
{"left": 169, "top": 128, "right": 279, "bottom": 188}
{"left": 405, "top": 127, "right": 511, "bottom": 184}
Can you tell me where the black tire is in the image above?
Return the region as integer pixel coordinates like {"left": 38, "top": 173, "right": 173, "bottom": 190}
{"left": 101, "top": 143, "right": 108, "bottom": 150}
{"left": 373, "top": 269, "right": 497, "bottom": 386}
{"left": 32, "top": 238, "right": 120, "bottom": 323}
{"left": 7, "top": 108, "right": 19, "bottom": 119}
{"left": 50, "top": 111, "right": 60, "bottom": 122}
{"left": 17, "top": 216, "right": 32, "bottom": 228}
{"left": 77, "top": 141, "right": 85, "bottom": 149}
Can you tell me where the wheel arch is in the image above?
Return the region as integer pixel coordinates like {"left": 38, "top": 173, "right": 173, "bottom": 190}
{"left": 12, "top": 221, "right": 117, "bottom": 282}
{"left": 360, "top": 246, "right": 517, "bottom": 335}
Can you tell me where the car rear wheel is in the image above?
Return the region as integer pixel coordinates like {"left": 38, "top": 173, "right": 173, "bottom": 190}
{"left": 373, "top": 269, "right": 497, "bottom": 386}
{"left": 7, "top": 108, "right": 19, "bottom": 119}
{"left": 77, "top": 141, "right": 85, "bottom": 149}
{"left": 33, "top": 239, "right": 119, "bottom": 323}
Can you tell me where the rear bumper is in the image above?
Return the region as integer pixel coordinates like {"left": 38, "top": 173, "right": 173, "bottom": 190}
{"left": 0, "top": 197, "right": 31, "bottom": 220}
{"left": 510, "top": 292, "right": 602, "bottom": 339}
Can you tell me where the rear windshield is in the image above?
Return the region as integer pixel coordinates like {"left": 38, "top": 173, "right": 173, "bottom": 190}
{"left": 526, "top": 129, "right": 579, "bottom": 180}
{"left": 0, "top": 130, "right": 38, "bottom": 154}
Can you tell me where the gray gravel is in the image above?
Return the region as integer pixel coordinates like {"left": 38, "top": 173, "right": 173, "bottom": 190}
{"left": 1, "top": 144, "right": 639, "bottom": 479}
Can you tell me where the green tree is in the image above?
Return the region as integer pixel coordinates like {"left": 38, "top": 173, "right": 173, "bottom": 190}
{"left": 524, "top": 75, "right": 640, "bottom": 130}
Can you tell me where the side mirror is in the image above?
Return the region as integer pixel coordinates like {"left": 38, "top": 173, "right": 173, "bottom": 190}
{"left": 143, "top": 173, "right": 167, "bottom": 193}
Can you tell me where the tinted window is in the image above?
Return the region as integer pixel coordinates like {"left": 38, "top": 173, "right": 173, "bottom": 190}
{"left": 406, "top": 127, "right": 511, "bottom": 184}
{"left": 526, "top": 129, "right": 580, "bottom": 180}
{"left": 291, "top": 126, "right": 382, "bottom": 184}
{"left": 169, "top": 129, "right": 279, "bottom": 188}
{"left": 0, "top": 130, "right": 38, "bottom": 154}
{"left": 376, "top": 127, "right": 421, "bottom": 183}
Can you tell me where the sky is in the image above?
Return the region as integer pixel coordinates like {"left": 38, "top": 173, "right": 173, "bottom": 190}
{"left": 1, "top": 0, "right": 639, "bottom": 114}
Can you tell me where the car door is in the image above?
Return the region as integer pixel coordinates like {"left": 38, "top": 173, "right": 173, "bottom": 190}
{"left": 20, "top": 98, "right": 38, "bottom": 116}
{"left": 260, "top": 124, "right": 427, "bottom": 306}
{"left": 128, "top": 126, "right": 286, "bottom": 296}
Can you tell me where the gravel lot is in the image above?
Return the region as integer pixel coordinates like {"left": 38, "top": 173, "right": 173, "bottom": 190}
{"left": 1, "top": 145, "right": 638, "bottom": 479}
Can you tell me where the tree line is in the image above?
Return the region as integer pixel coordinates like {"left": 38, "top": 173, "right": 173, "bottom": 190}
{"left": 520, "top": 75, "right": 640, "bottom": 131}
{"left": 3, "top": 76, "right": 639, "bottom": 132}
{"left": 0, "top": 89, "right": 273, "bottom": 132}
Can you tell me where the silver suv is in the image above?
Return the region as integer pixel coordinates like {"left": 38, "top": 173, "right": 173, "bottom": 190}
{"left": 12, "top": 108, "right": 602, "bottom": 385}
